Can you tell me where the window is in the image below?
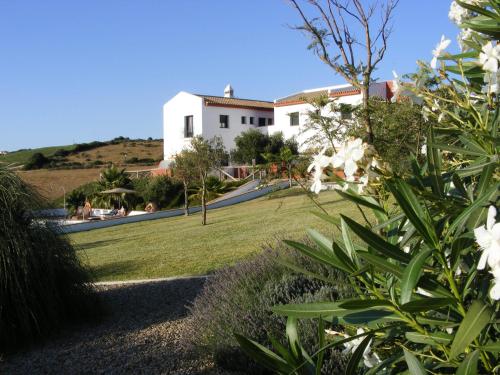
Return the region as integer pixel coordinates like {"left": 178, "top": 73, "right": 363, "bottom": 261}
{"left": 184, "top": 115, "right": 193, "bottom": 138}
{"left": 258, "top": 117, "right": 266, "bottom": 127}
{"left": 249, "top": 116, "right": 254, "bottom": 125}
{"left": 267, "top": 118, "right": 274, "bottom": 126}
{"left": 289, "top": 112, "right": 299, "bottom": 126}
{"left": 220, "top": 114, "right": 229, "bottom": 128}
{"left": 241, "top": 116, "right": 246, "bottom": 124}
{"left": 340, "top": 104, "right": 353, "bottom": 120}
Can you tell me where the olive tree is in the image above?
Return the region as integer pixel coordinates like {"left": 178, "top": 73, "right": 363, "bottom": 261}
{"left": 190, "top": 136, "right": 226, "bottom": 225}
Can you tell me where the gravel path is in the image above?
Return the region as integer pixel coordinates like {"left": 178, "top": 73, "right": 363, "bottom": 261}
{"left": 0, "top": 278, "right": 238, "bottom": 375}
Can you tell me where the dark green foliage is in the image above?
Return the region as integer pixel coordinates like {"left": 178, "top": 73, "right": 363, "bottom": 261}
{"left": 0, "top": 168, "right": 99, "bottom": 352}
{"left": 141, "top": 175, "right": 184, "bottom": 209}
{"left": 350, "top": 98, "right": 430, "bottom": 174}
{"left": 66, "top": 181, "right": 103, "bottom": 214}
{"left": 23, "top": 152, "right": 50, "bottom": 170}
{"left": 231, "top": 130, "right": 298, "bottom": 165}
{"left": 231, "top": 129, "right": 270, "bottom": 164}
{"left": 186, "top": 245, "right": 353, "bottom": 374}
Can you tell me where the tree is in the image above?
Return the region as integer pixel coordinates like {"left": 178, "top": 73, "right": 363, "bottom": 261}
{"left": 288, "top": 0, "right": 399, "bottom": 143}
{"left": 302, "top": 94, "right": 353, "bottom": 150}
{"left": 231, "top": 129, "right": 269, "bottom": 164}
{"left": 346, "top": 97, "right": 431, "bottom": 174}
{"left": 280, "top": 146, "right": 295, "bottom": 188}
{"left": 23, "top": 152, "right": 50, "bottom": 170}
{"left": 99, "top": 164, "right": 131, "bottom": 189}
{"left": 190, "top": 136, "right": 226, "bottom": 225}
{"left": 173, "top": 149, "right": 197, "bottom": 216}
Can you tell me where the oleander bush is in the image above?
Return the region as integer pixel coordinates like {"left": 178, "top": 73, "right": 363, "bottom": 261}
{"left": 0, "top": 168, "right": 100, "bottom": 352}
{"left": 186, "top": 245, "right": 354, "bottom": 374}
{"left": 237, "top": 1, "right": 499, "bottom": 373}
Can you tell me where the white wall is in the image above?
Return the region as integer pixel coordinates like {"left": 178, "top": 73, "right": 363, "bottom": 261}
{"left": 163, "top": 92, "right": 203, "bottom": 161}
{"left": 201, "top": 105, "right": 273, "bottom": 153}
{"left": 271, "top": 94, "right": 362, "bottom": 151}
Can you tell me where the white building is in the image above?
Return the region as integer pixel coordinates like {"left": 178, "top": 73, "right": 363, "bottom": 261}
{"left": 272, "top": 82, "right": 393, "bottom": 150}
{"left": 163, "top": 85, "right": 274, "bottom": 162}
{"left": 162, "top": 82, "right": 394, "bottom": 163}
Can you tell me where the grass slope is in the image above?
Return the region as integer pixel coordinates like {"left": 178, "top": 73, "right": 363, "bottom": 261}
{"left": 71, "top": 188, "right": 357, "bottom": 281}
{"left": 0, "top": 145, "right": 76, "bottom": 165}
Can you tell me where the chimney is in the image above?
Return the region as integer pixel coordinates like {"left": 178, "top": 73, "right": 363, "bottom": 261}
{"left": 224, "top": 84, "right": 234, "bottom": 98}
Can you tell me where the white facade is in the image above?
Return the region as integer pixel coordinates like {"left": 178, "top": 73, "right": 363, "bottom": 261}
{"left": 163, "top": 82, "right": 393, "bottom": 162}
{"left": 163, "top": 87, "right": 274, "bottom": 162}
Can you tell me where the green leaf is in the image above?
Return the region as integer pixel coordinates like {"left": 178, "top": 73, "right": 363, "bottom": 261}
{"left": 447, "top": 183, "right": 499, "bottom": 237}
{"left": 339, "top": 299, "right": 393, "bottom": 309}
{"left": 358, "top": 252, "right": 403, "bottom": 278}
{"left": 405, "top": 331, "right": 452, "bottom": 346}
{"left": 480, "top": 342, "right": 500, "bottom": 352}
{"left": 400, "top": 298, "right": 453, "bottom": 313}
{"left": 283, "top": 239, "right": 352, "bottom": 274}
{"left": 272, "top": 301, "right": 347, "bottom": 318}
{"left": 430, "top": 143, "right": 487, "bottom": 157}
{"left": 341, "top": 215, "right": 410, "bottom": 263}
{"left": 387, "top": 178, "right": 439, "bottom": 248}
{"left": 336, "top": 190, "right": 386, "bottom": 213}
{"left": 286, "top": 317, "right": 301, "bottom": 358}
{"left": 403, "top": 350, "right": 427, "bottom": 374}
{"left": 316, "top": 318, "right": 325, "bottom": 375}
{"left": 456, "top": 350, "right": 479, "bottom": 375}
{"left": 346, "top": 334, "right": 373, "bottom": 375}
{"left": 450, "top": 300, "right": 493, "bottom": 359}
{"left": 427, "top": 126, "right": 444, "bottom": 198}
{"left": 311, "top": 211, "right": 340, "bottom": 226}
{"left": 336, "top": 310, "right": 402, "bottom": 326}
{"left": 455, "top": 0, "right": 499, "bottom": 18}
{"left": 332, "top": 241, "right": 357, "bottom": 273}
{"left": 235, "top": 333, "right": 293, "bottom": 373}
{"left": 400, "top": 248, "right": 433, "bottom": 304}
{"left": 275, "top": 258, "right": 332, "bottom": 284}
{"left": 360, "top": 252, "right": 404, "bottom": 278}
{"left": 307, "top": 228, "right": 333, "bottom": 254}
{"left": 341, "top": 218, "right": 358, "bottom": 264}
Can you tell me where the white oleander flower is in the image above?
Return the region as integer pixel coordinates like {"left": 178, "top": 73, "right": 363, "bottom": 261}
{"left": 332, "top": 138, "right": 364, "bottom": 177}
{"left": 479, "top": 43, "right": 500, "bottom": 73}
{"left": 474, "top": 206, "right": 500, "bottom": 270}
{"left": 483, "top": 71, "right": 500, "bottom": 95}
{"left": 420, "top": 144, "right": 427, "bottom": 156}
{"left": 431, "top": 35, "right": 451, "bottom": 69}
{"left": 391, "top": 70, "right": 401, "bottom": 103}
{"left": 308, "top": 150, "right": 330, "bottom": 194}
{"left": 457, "top": 28, "right": 473, "bottom": 51}
{"left": 422, "top": 106, "right": 431, "bottom": 122}
{"left": 449, "top": 1, "right": 470, "bottom": 24}
{"left": 342, "top": 329, "right": 381, "bottom": 368}
{"left": 489, "top": 268, "right": 500, "bottom": 300}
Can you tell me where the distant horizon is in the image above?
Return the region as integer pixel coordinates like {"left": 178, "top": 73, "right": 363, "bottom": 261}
{"left": 1, "top": 1, "right": 458, "bottom": 151}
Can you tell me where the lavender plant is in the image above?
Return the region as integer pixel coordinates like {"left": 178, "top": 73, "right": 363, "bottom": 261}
{"left": 237, "top": 1, "right": 499, "bottom": 373}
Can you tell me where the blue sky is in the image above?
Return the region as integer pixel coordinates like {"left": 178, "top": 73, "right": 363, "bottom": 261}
{"left": 0, "top": 0, "right": 458, "bottom": 151}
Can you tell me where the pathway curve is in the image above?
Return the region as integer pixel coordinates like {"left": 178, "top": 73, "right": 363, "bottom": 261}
{"left": 0, "top": 278, "right": 240, "bottom": 375}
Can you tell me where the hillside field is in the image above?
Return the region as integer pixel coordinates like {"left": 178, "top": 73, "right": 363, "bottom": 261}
{"left": 2, "top": 139, "right": 164, "bottom": 201}
{"left": 71, "top": 188, "right": 358, "bottom": 281}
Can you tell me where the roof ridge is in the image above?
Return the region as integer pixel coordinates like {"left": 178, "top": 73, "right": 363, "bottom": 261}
{"left": 194, "top": 94, "right": 273, "bottom": 103}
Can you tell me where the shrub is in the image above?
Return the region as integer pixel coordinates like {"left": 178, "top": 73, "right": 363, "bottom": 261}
{"left": 186, "top": 245, "right": 353, "bottom": 374}
{"left": 0, "top": 168, "right": 99, "bottom": 352}
{"left": 141, "top": 175, "right": 184, "bottom": 209}
{"left": 23, "top": 152, "right": 51, "bottom": 170}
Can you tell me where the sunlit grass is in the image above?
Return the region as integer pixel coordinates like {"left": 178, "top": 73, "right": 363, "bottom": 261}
{"left": 71, "top": 188, "right": 359, "bottom": 281}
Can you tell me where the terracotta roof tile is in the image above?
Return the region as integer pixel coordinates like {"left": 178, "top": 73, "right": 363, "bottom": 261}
{"left": 195, "top": 95, "right": 274, "bottom": 110}
{"left": 275, "top": 85, "right": 361, "bottom": 106}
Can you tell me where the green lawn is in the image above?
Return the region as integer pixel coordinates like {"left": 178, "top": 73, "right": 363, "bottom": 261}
{"left": 71, "top": 188, "right": 358, "bottom": 281}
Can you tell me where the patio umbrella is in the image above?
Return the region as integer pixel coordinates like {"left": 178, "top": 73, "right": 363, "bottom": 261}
{"left": 100, "top": 188, "right": 136, "bottom": 208}
{"left": 101, "top": 188, "right": 136, "bottom": 194}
